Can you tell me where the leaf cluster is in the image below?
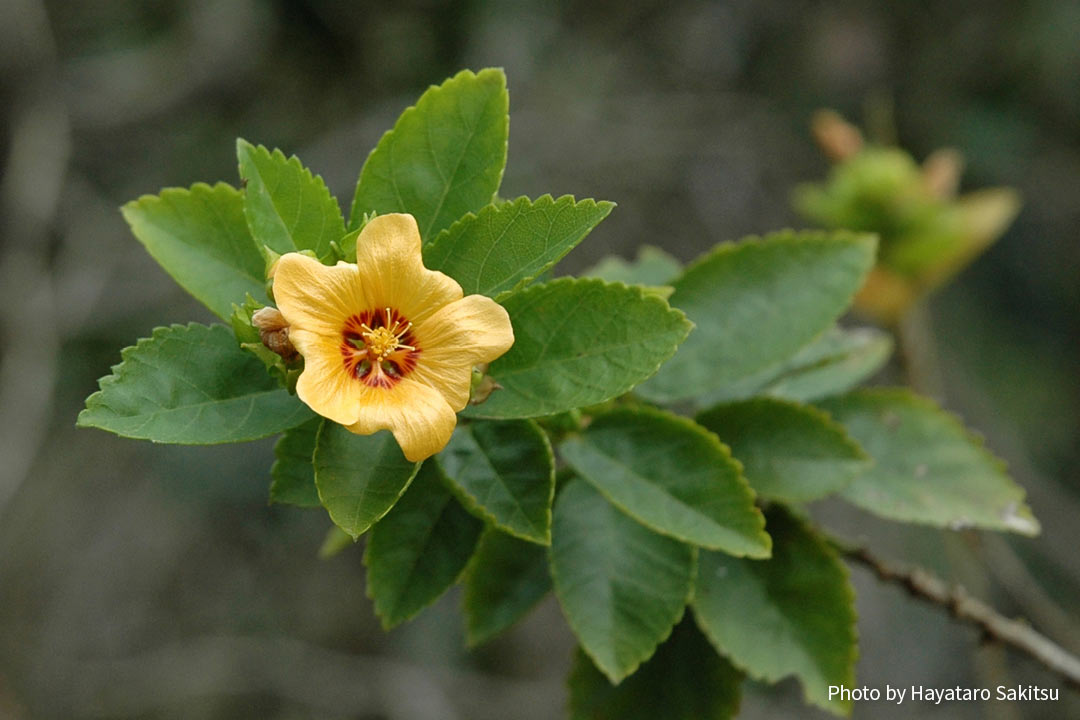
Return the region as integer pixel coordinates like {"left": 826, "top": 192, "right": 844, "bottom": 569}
{"left": 78, "top": 68, "right": 1038, "bottom": 719}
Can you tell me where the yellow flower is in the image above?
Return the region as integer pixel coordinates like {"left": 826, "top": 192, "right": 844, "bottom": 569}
{"left": 272, "top": 213, "right": 514, "bottom": 462}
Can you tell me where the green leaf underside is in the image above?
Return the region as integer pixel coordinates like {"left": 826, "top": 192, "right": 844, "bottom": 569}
{"left": 693, "top": 507, "right": 857, "bottom": 715}
{"left": 269, "top": 417, "right": 321, "bottom": 507}
{"left": 438, "top": 419, "right": 554, "bottom": 544}
{"left": 313, "top": 421, "right": 421, "bottom": 539}
{"left": 236, "top": 139, "right": 345, "bottom": 261}
{"left": 817, "top": 389, "right": 1039, "bottom": 535}
{"left": 465, "top": 278, "right": 692, "bottom": 419}
{"left": 697, "top": 398, "right": 868, "bottom": 503}
{"left": 569, "top": 619, "right": 742, "bottom": 720}
{"left": 549, "top": 480, "right": 696, "bottom": 683}
{"left": 584, "top": 245, "right": 683, "bottom": 287}
{"left": 702, "top": 326, "right": 893, "bottom": 405}
{"left": 365, "top": 461, "right": 483, "bottom": 629}
{"left": 77, "top": 323, "right": 312, "bottom": 444}
{"left": 641, "top": 230, "right": 876, "bottom": 402}
{"left": 464, "top": 528, "right": 552, "bottom": 646}
{"left": 349, "top": 68, "right": 509, "bottom": 242}
{"left": 121, "top": 182, "right": 267, "bottom": 320}
{"left": 560, "top": 408, "right": 770, "bottom": 557}
{"left": 424, "top": 195, "right": 614, "bottom": 299}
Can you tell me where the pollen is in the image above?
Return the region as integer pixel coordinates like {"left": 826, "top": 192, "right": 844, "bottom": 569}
{"left": 361, "top": 308, "right": 415, "bottom": 360}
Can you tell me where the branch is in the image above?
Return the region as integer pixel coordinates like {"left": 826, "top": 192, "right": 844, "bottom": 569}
{"left": 836, "top": 541, "right": 1080, "bottom": 691}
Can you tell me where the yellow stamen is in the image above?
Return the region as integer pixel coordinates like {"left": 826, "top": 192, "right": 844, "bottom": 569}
{"left": 360, "top": 314, "right": 415, "bottom": 360}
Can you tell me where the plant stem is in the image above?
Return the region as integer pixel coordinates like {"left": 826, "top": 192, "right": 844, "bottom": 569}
{"left": 836, "top": 540, "right": 1080, "bottom": 691}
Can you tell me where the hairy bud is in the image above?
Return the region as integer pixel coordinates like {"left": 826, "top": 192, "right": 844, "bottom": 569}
{"left": 252, "top": 307, "right": 297, "bottom": 360}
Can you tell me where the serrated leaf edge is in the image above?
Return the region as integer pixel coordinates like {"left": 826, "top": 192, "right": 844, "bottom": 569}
{"left": 547, "top": 509, "right": 699, "bottom": 685}
{"left": 362, "top": 462, "right": 480, "bottom": 630}
{"left": 690, "top": 509, "right": 859, "bottom": 716}
{"left": 236, "top": 138, "right": 345, "bottom": 260}
{"left": 696, "top": 396, "right": 872, "bottom": 503}
{"left": 438, "top": 419, "right": 556, "bottom": 545}
{"left": 77, "top": 322, "right": 308, "bottom": 444}
{"left": 424, "top": 193, "right": 616, "bottom": 299}
{"left": 312, "top": 420, "right": 423, "bottom": 540}
{"left": 562, "top": 405, "right": 772, "bottom": 558}
{"left": 348, "top": 68, "right": 510, "bottom": 236}
{"left": 821, "top": 387, "right": 1039, "bottom": 536}
{"left": 461, "top": 527, "right": 554, "bottom": 647}
{"left": 467, "top": 277, "right": 694, "bottom": 419}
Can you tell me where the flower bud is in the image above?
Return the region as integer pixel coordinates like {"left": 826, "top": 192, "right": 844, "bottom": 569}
{"left": 252, "top": 307, "right": 297, "bottom": 360}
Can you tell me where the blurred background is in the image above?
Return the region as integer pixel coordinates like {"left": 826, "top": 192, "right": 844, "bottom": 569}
{"left": 1, "top": 0, "right": 1078, "bottom": 718}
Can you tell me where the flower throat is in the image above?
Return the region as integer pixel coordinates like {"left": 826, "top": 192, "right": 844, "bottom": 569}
{"left": 341, "top": 307, "right": 420, "bottom": 388}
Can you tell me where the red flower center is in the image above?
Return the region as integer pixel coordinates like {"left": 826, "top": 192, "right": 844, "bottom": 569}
{"left": 340, "top": 307, "right": 421, "bottom": 388}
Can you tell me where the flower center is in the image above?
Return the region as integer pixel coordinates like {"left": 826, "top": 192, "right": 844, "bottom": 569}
{"left": 341, "top": 307, "right": 420, "bottom": 388}
{"left": 363, "top": 325, "right": 409, "bottom": 359}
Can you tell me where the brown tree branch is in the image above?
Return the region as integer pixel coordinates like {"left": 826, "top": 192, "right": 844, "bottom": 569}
{"left": 836, "top": 541, "right": 1080, "bottom": 692}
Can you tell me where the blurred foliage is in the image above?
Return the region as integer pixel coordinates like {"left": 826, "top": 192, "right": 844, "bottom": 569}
{"left": 2, "top": 0, "right": 1079, "bottom": 718}
{"left": 795, "top": 111, "right": 1021, "bottom": 324}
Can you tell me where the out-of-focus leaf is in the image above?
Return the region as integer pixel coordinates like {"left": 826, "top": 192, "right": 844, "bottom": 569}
{"left": 818, "top": 389, "right": 1039, "bottom": 535}
{"left": 584, "top": 245, "right": 682, "bottom": 287}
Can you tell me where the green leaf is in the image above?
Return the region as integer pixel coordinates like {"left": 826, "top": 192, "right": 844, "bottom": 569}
{"left": 465, "top": 278, "right": 692, "bottom": 419}
{"left": 549, "top": 479, "right": 696, "bottom": 683}
{"left": 236, "top": 139, "right": 345, "bottom": 261}
{"left": 77, "top": 323, "right": 313, "bottom": 444}
{"left": 640, "top": 230, "right": 876, "bottom": 402}
{"left": 568, "top": 619, "right": 742, "bottom": 720}
{"left": 423, "top": 195, "right": 613, "bottom": 299}
{"left": 121, "top": 182, "right": 267, "bottom": 320}
{"left": 364, "top": 461, "right": 483, "bottom": 629}
{"left": 584, "top": 245, "right": 682, "bottom": 287}
{"left": 349, "top": 68, "right": 509, "bottom": 242}
{"left": 817, "top": 389, "right": 1039, "bottom": 535}
{"left": 269, "top": 417, "right": 321, "bottom": 507}
{"left": 438, "top": 419, "right": 554, "bottom": 544}
{"left": 313, "top": 421, "right": 421, "bottom": 539}
{"left": 560, "top": 408, "right": 770, "bottom": 557}
{"left": 702, "top": 326, "right": 893, "bottom": 405}
{"left": 697, "top": 398, "right": 868, "bottom": 503}
{"left": 693, "top": 507, "right": 857, "bottom": 716}
{"left": 463, "top": 528, "right": 552, "bottom": 646}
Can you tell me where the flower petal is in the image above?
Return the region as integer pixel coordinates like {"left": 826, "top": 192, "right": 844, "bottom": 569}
{"left": 292, "top": 330, "right": 366, "bottom": 426}
{"left": 354, "top": 214, "right": 463, "bottom": 324}
{"left": 273, "top": 253, "right": 369, "bottom": 337}
{"left": 411, "top": 294, "right": 515, "bottom": 411}
{"left": 346, "top": 379, "right": 458, "bottom": 462}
